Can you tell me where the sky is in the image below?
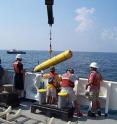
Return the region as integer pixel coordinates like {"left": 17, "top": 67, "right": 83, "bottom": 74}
{"left": 0, "top": 0, "right": 117, "bottom": 52}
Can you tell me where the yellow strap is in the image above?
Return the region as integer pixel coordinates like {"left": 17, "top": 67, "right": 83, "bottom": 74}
{"left": 58, "top": 92, "right": 68, "bottom": 96}
{"left": 38, "top": 89, "right": 46, "bottom": 93}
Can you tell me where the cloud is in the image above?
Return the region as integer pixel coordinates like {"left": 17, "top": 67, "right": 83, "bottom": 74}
{"left": 75, "top": 7, "right": 96, "bottom": 32}
{"left": 101, "top": 27, "right": 117, "bottom": 41}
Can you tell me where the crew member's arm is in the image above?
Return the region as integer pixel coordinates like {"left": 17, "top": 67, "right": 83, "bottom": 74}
{"left": 86, "top": 72, "right": 95, "bottom": 90}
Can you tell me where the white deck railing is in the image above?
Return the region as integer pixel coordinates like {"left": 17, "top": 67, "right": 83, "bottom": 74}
{"left": 2, "top": 70, "right": 117, "bottom": 113}
{"left": 74, "top": 78, "right": 112, "bottom": 114}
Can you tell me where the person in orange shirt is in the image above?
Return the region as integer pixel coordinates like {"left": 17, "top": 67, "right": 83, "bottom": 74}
{"left": 13, "top": 54, "right": 24, "bottom": 98}
{"left": 60, "top": 68, "right": 83, "bottom": 117}
{"left": 86, "top": 62, "right": 103, "bottom": 117}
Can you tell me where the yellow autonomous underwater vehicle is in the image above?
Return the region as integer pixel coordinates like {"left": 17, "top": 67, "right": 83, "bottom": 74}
{"left": 34, "top": 50, "right": 72, "bottom": 72}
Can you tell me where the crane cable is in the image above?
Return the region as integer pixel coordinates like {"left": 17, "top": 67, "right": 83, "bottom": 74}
{"left": 48, "top": 26, "right": 53, "bottom": 58}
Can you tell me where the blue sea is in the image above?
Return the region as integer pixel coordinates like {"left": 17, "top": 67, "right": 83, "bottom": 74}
{"left": 0, "top": 50, "right": 117, "bottom": 82}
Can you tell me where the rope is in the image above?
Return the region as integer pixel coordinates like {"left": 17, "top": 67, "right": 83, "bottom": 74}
{"left": 49, "top": 26, "right": 52, "bottom": 41}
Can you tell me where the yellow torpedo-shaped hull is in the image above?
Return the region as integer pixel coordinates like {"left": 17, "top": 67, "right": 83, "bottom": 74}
{"left": 34, "top": 50, "right": 72, "bottom": 72}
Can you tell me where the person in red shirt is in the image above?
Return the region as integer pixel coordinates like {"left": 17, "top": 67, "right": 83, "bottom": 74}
{"left": 60, "top": 68, "right": 83, "bottom": 117}
{"left": 86, "top": 62, "right": 103, "bottom": 117}
{"left": 13, "top": 54, "right": 24, "bottom": 98}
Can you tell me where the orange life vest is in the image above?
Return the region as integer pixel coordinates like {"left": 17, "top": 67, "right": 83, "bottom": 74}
{"left": 60, "top": 73, "right": 74, "bottom": 87}
{"left": 88, "top": 70, "right": 102, "bottom": 91}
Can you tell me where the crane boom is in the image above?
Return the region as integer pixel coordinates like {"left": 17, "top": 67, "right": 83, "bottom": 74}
{"left": 45, "top": 0, "right": 54, "bottom": 26}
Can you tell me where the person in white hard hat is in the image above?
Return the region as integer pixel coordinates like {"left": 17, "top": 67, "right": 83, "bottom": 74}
{"left": 15, "top": 54, "right": 22, "bottom": 60}
{"left": 13, "top": 54, "right": 24, "bottom": 98}
{"left": 86, "top": 62, "right": 103, "bottom": 117}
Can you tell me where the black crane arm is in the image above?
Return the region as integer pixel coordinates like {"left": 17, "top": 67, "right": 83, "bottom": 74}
{"left": 45, "top": 0, "right": 54, "bottom": 26}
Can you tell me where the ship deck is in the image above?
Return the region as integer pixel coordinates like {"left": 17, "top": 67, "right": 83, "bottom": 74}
{"left": 0, "top": 99, "right": 116, "bottom": 124}
{"left": 1, "top": 70, "right": 117, "bottom": 124}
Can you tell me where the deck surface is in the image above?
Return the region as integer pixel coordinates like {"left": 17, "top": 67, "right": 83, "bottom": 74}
{"left": 0, "top": 100, "right": 117, "bottom": 124}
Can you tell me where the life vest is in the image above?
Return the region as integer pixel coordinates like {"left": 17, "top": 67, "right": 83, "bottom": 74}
{"left": 88, "top": 70, "right": 102, "bottom": 91}
{"left": 13, "top": 61, "right": 23, "bottom": 74}
{"left": 60, "top": 73, "right": 74, "bottom": 87}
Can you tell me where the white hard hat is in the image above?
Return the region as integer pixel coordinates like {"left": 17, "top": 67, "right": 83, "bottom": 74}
{"left": 16, "top": 54, "right": 22, "bottom": 59}
{"left": 89, "top": 62, "right": 98, "bottom": 68}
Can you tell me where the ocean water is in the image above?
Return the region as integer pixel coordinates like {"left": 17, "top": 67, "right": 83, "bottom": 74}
{"left": 0, "top": 50, "right": 117, "bottom": 82}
